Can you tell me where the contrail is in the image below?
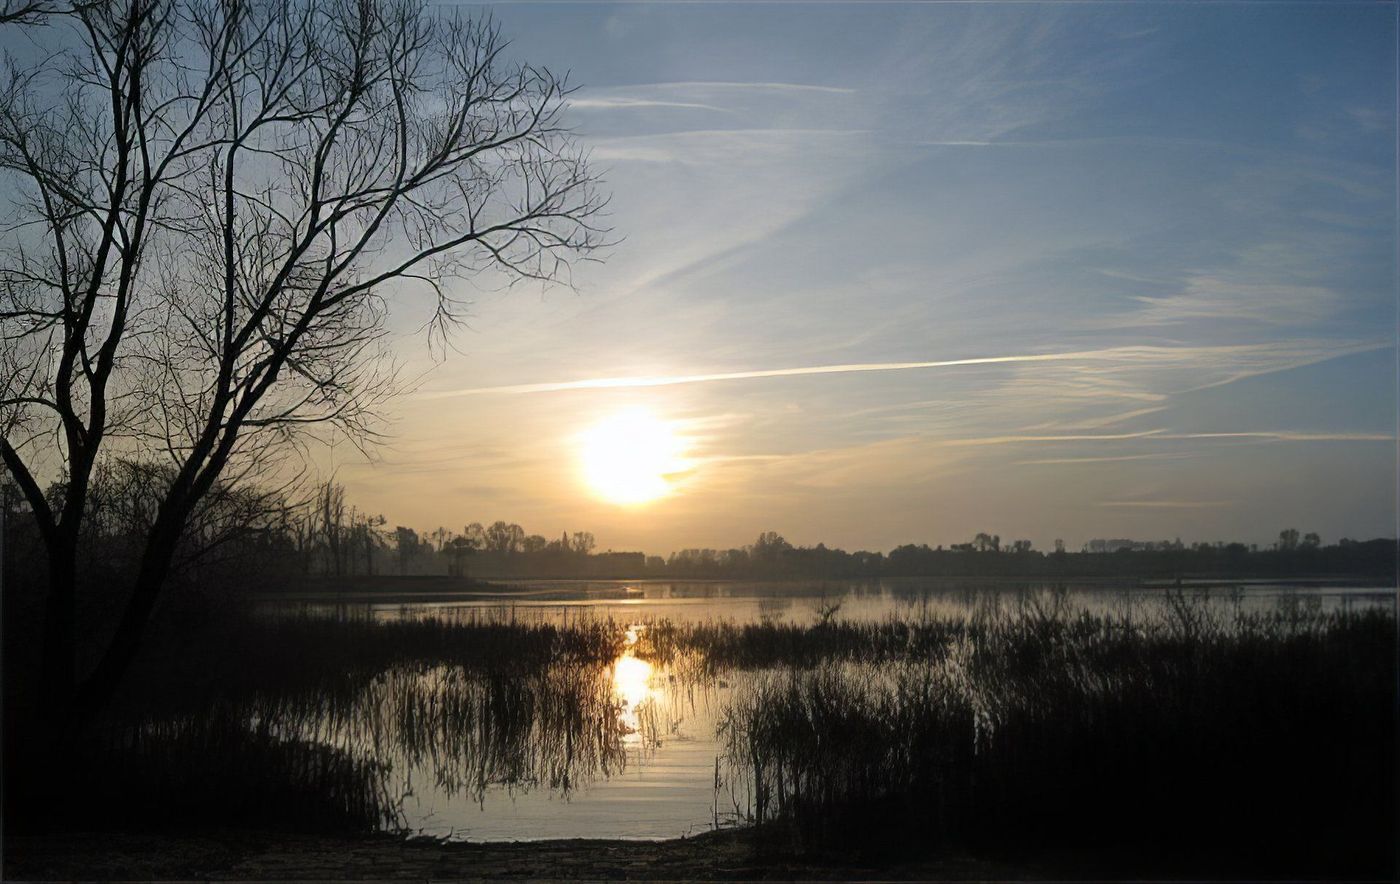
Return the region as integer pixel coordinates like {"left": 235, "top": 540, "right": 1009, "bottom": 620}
{"left": 960, "top": 430, "right": 1392, "bottom": 447}
{"left": 945, "top": 429, "right": 1167, "bottom": 446}
{"left": 414, "top": 341, "right": 1391, "bottom": 400}
{"left": 1163, "top": 431, "right": 1393, "bottom": 442}
{"left": 415, "top": 349, "right": 1129, "bottom": 399}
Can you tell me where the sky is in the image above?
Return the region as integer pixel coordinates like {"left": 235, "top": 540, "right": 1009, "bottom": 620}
{"left": 332, "top": 2, "right": 1397, "bottom": 555}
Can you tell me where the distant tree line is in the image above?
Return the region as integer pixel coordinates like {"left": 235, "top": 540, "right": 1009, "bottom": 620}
{"left": 3, "top": 467, "right": 1394, "bottom": 597}
{"left": 657, "top": 530, "right": 1395, "bottom": 581}
{"left": 0, "top": 471, "right": 630, "bottom": 589}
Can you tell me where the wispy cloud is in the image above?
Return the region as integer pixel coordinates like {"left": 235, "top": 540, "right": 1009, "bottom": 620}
{"left": 1098, "top": 500, "right": 1233, "bottom": 509}
{"left": 1023, "top": 406, "right": 1169, "bottom": 431}
{"left": 1179, "top": 344, "right": 1391, "bottom": 394}
{"left": 568, "top": 97, "right": 728, "bottom": 112}
{"left": 643, "top": 81, "right": 855, "bottom": 95}
{"left": 574, "top": 126, "right": 876, "bottom": 303}
{"left": 1113, "top": 276, "right": 1341, "bottom": 328}
{"left": 1013, "top": 453, "right": 1188, "bottom": 466}
{"left": 565, "top": 81, "right": 854, "bottom": 123}
{"left": 589, "top": 127, "right": 868, "bottom": 164}
{"left": 946, "top": 430, "right": 1167, "bottom": 447}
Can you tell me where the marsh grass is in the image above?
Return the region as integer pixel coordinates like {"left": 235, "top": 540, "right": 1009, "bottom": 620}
{"left": 84, "top": 712, "right": 402, "bottom": 832}
{"left": 705, "top": 591, "right": 1395, "bottom": 875}
{"left": 8, "top": 589, "right": 1394, "bottom": 878}
{"left": 10, "top": 609, "right": 633, "bottom": 834}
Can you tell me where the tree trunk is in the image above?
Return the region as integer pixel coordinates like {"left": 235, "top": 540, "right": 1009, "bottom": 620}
{"left": 39, "top": 535, "right": 77, "bottom": 732}
{"left": 76, "top": 518, "right": 182, "bottom": 721}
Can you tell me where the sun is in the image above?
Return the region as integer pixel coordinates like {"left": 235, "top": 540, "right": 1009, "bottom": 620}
{"left": 578, "top": 410, "right": 688, "bottom": 505}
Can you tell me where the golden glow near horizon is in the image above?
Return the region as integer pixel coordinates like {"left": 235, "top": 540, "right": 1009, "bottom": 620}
{"left": 578, "top": 410, "right": 689, "bottom": 505}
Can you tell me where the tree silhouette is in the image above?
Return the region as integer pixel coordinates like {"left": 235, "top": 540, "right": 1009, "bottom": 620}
{"left": 445, "top": 533, "right": 477, "bottom": 577}
{"left": 0, "top": 0, "right": 52, "bottom": 24}
{"left": 0, "top": 0, "right": 606, "bottom": 727}
{"left": 570, "top": 531, "right": 595, "bottom": 556}
{"left": 484, "top": 521, "right": 526, "bottom": 554}
{"left": 393, "top": 526, "right": 420, "bottom": 576}
{"left": 316, "top": 481, "right": 347, "bottom": 577}
{"left": 973, "top": 532, "right": 998, "bottom": 553}
{"left": 463, "top": 523, "right": 486, "bottom": 551}
{"left": 751, "top": 531, "right": 790, "bottom": 562}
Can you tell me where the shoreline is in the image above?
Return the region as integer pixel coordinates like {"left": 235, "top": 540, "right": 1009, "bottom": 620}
{"left": 2, "top": 829, "right": 1037, "bottom": 881}
{"left": 251, "top": 573, "right": 1397, "bottom": 606}
{"left": 5, "top": 828, "right": 1369, "bottom": 881}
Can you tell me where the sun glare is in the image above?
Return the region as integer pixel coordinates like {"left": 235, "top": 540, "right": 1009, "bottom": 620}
{"left": 578, "top": 410, "right": 687, "bottom": 505}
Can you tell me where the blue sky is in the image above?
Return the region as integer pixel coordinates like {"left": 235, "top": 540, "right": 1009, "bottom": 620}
{"left": 344, "top": 2, "right": 1397, "bottom": 553}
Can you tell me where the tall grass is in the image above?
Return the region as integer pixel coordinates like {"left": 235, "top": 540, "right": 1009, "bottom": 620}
{"left": 709, "top": 591, "right": 1395, "bottom": 876}
{"left": 111, "top": 607, "right": 625, "bottom": 715}
{"left": 10, "top": 608, "right": 634, "bottom": 834}
{"left": 9, "top": 588, "right": 1394, "bottom": 878}
{"left": 84, "top": 712, "right": 402, "bottom": 832}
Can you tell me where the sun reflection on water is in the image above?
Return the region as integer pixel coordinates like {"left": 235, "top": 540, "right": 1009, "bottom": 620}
{"left": 612, "top": 625, "right": 656, "bottom": 746}
{"left": 613, "top": 655, "right": 653, "bottom": 709}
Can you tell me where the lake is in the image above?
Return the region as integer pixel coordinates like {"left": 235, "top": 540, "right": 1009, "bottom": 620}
{"left": 258, "top": 578, "right": 1394, "bottom": 842}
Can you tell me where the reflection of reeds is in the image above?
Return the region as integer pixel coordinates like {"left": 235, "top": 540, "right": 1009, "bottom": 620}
{"left": 73, "top": 656, "right": 635, "bottom": 835}
{"left": 29, "top": 611, "right": 637, "bottom": 834}
{"left": 710, "top": 592, "right": 1395, "bottom": 875}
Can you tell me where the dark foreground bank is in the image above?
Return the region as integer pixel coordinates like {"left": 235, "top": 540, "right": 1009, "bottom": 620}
{"left": 5, "top": 827, "right": 1358, "bottom": 882}
{"left": 1, "top": 830, "right": 960, "bottom": 881}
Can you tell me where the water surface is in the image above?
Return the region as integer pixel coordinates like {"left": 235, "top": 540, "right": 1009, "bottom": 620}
{"left": 259, "top": 578, "right": 1393, "bottom": 841}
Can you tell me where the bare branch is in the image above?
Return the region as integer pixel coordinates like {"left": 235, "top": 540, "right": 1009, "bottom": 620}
{"left": 0, "top": 0, "right": 609, "bottom": 711}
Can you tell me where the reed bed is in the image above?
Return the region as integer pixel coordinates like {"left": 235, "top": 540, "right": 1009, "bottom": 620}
{"left": 83, "top": 712, "right": 402, "bottom": 833}
{"left": 113, "top": 607, "right": 625, "bottom": 716}
{"left": 33, "top": 659, "right": 634, "bottom": 834}
{"left": 709, "top": 592, "right": 1394, "bottom": 875}
{"left": 12, "top": 609, "right": 635, "bottom": 834}
{"left": 12, "top": 588, "right": 1394, "bottom": 878}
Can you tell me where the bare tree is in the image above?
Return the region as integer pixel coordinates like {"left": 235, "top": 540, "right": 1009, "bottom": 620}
{"left": 0, "top": 0, "right": 56, "bottom": 25}
{"left": 569, "top": 530, "right": 594, "bottom": 556}
{"left": 314, "top": 479, "right": 346, "bottom": 576}
{"left": 483, "top": 519, "right": 523, "bottom": 555}
{"left": 0, "top": 0, "right": 606, "bottom": 727}
{"left": 445, "top": 532, "right": 475, "bottom": 577}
